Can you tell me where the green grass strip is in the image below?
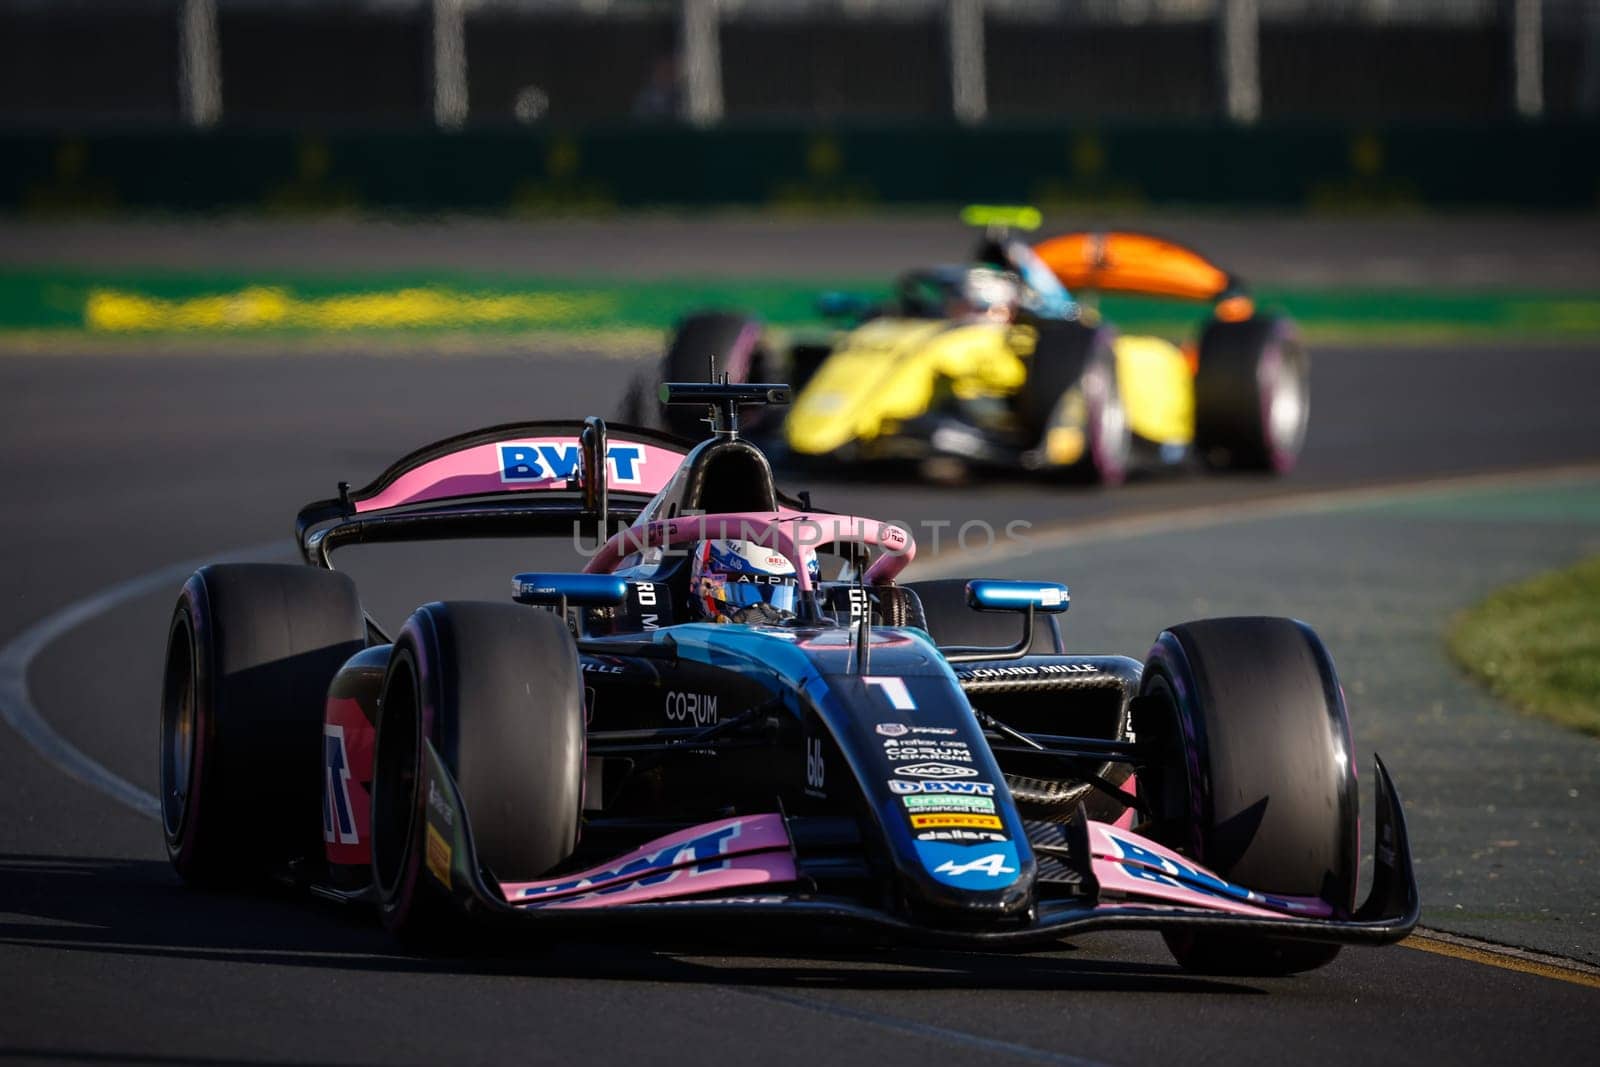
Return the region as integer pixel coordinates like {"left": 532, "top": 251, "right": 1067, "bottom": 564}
{"left": 2, "top": 268, "right": 1599, "bottom": 342}
{"left": 1449, "top": 554, "right": 1600, "bottom": 737}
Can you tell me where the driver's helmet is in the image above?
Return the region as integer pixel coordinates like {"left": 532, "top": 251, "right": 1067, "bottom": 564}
{"left": 690, "top": 539, "right": 802, "bottom": 625}
{"left": 946, "top": 266, "right": 1023, "bottom": 323}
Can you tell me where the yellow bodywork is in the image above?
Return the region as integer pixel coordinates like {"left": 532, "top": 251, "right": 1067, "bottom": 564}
{"left": 1112, "top": 334, "right": 1194, "bottom": 447}
{"left": 785, "top": 319, "right": 1027, "bottom": 455}
{"left": 785, "top": 317, "right": 1195, "bottom": 456}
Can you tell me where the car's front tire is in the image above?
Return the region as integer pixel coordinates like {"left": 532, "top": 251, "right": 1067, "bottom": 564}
{"left": 371, "top": 602, "right": 584, "bottom": 943}
{"left": 1137, "top": 616, "right": 1358, "bottom": 975}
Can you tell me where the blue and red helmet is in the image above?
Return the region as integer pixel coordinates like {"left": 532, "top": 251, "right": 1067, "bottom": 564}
{"left": 690, "top": 539, "right": 813, "bottom": 624}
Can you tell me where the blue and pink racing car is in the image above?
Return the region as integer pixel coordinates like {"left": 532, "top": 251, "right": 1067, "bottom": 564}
{"left": 159, "top": 381, "right": 1417, "bottom": 974}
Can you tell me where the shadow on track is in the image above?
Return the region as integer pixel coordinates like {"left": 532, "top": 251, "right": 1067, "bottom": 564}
{"left": 0, "top": 854, "right": 1259, "bottom": 997}
{"left": 0, "top": 1052, "right": 357, "bottom": 1067}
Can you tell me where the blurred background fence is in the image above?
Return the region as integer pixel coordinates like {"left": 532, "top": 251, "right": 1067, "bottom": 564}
{"left": 3, "top": 0, "right": 1598, "bottom": 211}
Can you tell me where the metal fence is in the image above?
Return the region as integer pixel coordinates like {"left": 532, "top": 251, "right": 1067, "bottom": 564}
{"left": 3, "top": 0, "right": 1598, "bottom": 129}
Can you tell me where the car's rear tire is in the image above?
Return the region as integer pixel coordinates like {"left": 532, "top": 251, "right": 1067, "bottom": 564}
{"left": 1016, "top": 321, "right": 1129, "bottom": 486}
{"left": 1137, "top": 617, "right": 1358, "bottom": 975}
{"left": 371, "top": 602, "right": 584, "bottom": 944}
{"left": 901, "top": 579, "right": 1064, "bottom": 655}
{"left": 1193, "top": 316, "right": 1309, "bottom": 473}
{"left": 160, "top": 564, "right": 366, "bottom": 886}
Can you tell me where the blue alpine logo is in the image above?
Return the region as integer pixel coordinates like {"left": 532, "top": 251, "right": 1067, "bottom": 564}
{"left": 915, "top": 840, "right": 1022, "bottom": 890}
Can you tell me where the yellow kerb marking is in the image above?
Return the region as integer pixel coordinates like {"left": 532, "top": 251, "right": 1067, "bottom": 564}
{"left": 1402, "top": 932, "right": 1600, "bottom": 990}
{"left": 85, "top": 286, "right": 615, "bottom": 332}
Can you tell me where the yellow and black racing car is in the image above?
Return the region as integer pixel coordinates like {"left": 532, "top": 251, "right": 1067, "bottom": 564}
{"left": 623, "top": 208, "right": 1309, "bottom": 486}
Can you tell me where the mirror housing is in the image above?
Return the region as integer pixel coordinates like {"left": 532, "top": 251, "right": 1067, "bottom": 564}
{"left": 966, "top": 580, "right": 1070, "bottom": 614}
{"left": 513, "top": 573, "right": 628, "bottom": 608}
{"left": 941, "top": 581, "right": 1068, "bottom": 663}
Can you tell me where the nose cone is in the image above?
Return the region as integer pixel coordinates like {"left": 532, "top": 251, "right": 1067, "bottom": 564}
{"left": 785, "top": 386, "right": 858, "bottom": 455}
{"left": 784, "top": 320, "right": 944, "bottom": 455}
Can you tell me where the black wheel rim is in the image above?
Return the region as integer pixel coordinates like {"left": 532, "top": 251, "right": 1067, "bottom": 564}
{"left": 159, "top": 614, "right": 197, "bottom": 842}
{"left": 1090, "top": 356, "right": 1131, "bottom": 481}
{"left": 1262, "top": 339, "right": 1310, "bottom": 467}
{"left": 372, "top": 650, "right": 421, "bottom": 897}
{"left": 1133, "top": 671, "right": 1198, "bottom": 855}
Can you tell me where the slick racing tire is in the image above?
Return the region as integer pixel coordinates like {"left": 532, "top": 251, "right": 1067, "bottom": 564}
{"left": 902, "top": 579, "right": 1064, "bottom": 655}
{"left": 372, "top": 602, "right": 584, "bottom": 944}
{"left": 1193, "top": 315, "right": 1309, "bottom": 474}
{"left": 160, "top": 564, "right": 366, "bottom": 886}
{"left": 646, "top": 311, "right": 768, "bottom": 438}
{"left": 1138, "top": 617, "right": 1358, "bottom": 975}
{"left": 1016, "top": 321, "right": 1130, "bottom": 486}
{"left": 785, "top": 340, "right": 834, "bottom": 397}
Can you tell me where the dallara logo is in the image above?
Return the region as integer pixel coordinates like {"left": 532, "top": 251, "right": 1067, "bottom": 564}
{"left": 894, "top": 762, "right": 979, "bottom": 779}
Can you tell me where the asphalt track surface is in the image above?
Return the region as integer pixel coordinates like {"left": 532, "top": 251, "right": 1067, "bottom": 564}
{"left": 6, "top": 215, "right": 1600, "bottom": 288}
{"left": 3, "top": 341, "right": 1600, "bottom": 1064}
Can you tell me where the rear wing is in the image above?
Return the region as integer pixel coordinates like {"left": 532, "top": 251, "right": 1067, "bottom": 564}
{"left": 1032, "top": 231, "right": 1253, "bottom": 315}
{"left": 295, "top": 419, "right": 694, "bottom": 567}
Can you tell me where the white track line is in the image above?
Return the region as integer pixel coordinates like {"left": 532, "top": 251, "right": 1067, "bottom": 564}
{"left": 0, "top": 540, "right": 288, "bottom": 821}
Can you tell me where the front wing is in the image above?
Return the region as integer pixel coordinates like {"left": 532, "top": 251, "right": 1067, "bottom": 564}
{"left": 421, "top": 741, "right": 1418, "bottom": 950}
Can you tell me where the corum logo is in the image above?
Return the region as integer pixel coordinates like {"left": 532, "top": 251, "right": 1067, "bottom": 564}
{"left": 884, "top": 743, "right": 972, "bottom": 762}
{"left": 665, "top": 690, "right": 718, "bottom": 726}
{"left": 894, "top": 763, "right": 979, "bottom": 779}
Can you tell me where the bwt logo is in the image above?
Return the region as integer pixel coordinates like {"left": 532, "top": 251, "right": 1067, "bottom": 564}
{"left": 499, "top": 442, "right": 645, "bottom": 486}
{"left": 522, "top": 823, "right": 740, "bottom": 900}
